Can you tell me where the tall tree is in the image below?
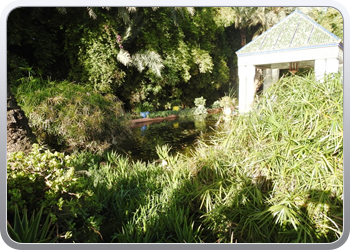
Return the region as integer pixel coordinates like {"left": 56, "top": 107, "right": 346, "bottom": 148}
{"left": 231, "top": 7, "right": 259, "bottom": 47}
{"left": 250, "top": 7, "right": 296, "bottom": 39}
{"left": 308, "top": 7, "right": 343, "bottom": 40}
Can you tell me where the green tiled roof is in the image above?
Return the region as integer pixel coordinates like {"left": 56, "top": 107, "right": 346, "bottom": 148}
{"left": 236, "top": 10, "right": 342, "bottom": 55}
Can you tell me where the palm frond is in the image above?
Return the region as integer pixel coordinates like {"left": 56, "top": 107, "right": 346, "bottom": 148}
{"left": 131, "top": 53, "right": 145, "bottom": 72}
{"left": 144, "top": 50, "right": 164, "bottom": 77}
{"left": 126, "top": 7, "right": 137, "bottom": 13}
{"left": 131, "top": 50, "right": 164, "bottom": 77}
{"left": 86, "top": 7, "right": 97, "bottom": 20}
{"left": 117, "top": 49, "right": 132, "bottom": 66}
{"left": 118, "top": 7, "right": 131, "bottom": 24}
{"left": 185, "top": 7, "right": 196, "bottom": 16}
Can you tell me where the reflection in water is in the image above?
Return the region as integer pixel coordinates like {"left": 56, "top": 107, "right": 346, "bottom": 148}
{"left": 111, "top": 114, "right": 221, "bottom": 162}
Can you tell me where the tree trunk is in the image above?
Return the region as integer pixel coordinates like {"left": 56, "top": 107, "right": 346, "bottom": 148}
{"left": 254, "top": 68, "right": 263, "bottom": 94}
{"left": 7, "top": 84, "right": 37, "bottom": 155}
{"left": 240, "top": 29, "right": 247, "bottom": 47}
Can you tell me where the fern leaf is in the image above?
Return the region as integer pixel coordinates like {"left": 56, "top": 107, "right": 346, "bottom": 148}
{"left": 131, "top": 53, "right": 145, "bottom": 72}
{"left": 117, "top": 49, "right": 132, "bottom": 66}
{"left": 131, "top": 50, "right": 164, "bottom": 77}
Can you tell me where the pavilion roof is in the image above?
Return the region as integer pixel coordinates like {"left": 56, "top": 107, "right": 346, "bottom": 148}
{"left": 236, "top": 10, "right": 342, "bottom": 56}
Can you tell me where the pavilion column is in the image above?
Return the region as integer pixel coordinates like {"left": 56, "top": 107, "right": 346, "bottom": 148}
{"left": 271, "top": 69, "right": 280, "bottom": 84}
{"left": 326, "top": 58, "right": 340, "bottom": 74}
{"left": 263, "top": 69, "right": 272, "bottom": 90}
{"left": 315, "top": 58, "right": 339, "bottom": 81}
{"left": 263, "top": 68, "right": 280, "bottom": 91}
{"left": 315, "top": 59, "right": 326, "bottom": 81}
{"left": 239, "top": 65, "right": 256, "bottom": 113}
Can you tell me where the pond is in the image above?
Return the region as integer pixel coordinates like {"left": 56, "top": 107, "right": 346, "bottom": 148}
{"left": 111, "top": 114, "right": 222, "bottom": 162}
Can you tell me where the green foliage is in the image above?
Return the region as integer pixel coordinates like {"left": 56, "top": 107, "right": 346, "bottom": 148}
{"left": 194, "top": 96, "right": 206, "bottom": 107}
{"left": 7, "top": 54, "right": 30, "bottom": 86}
{"left": 7, "top": 144, "right": 70, "bottom": 212}
{"left": 308, "top": 7, "right": 343, "bottom": 40}
{"left": 178, "top": 107, "right": 195, "bottom": 117}
{"left": 8, "top": 72, "right": 343, "bottom": 245}
{"left": 7, "top": 205, "right": 58, "bottom": 243}
{"left": 164, "top": 41, "right": 192, "bottom": 82}
{"left": 7, "top": 8, "right": 67, "bottom": 79}
{"left": 211, "top": 100, "right": 221, "bottom": 109}
{"left": 199, "top": 73, "right": 343, "bottom": 242}
{"left": 8, "top": 7, "right": 344, "bottom": 111}
{"left": 8, "top": 7, "right": 240, "bottom": 110}
{"left": 132, "top": 50, "right": 164, "bottom": 77}
{"left": 78, "top": 22, "right": 127, "bottom": 93}
{"left": 12, "top": 76, "right": 129, "bottom": 152}
{"left": 148, "top": 110, "right": 179, "bottom": 118}
{"left": 116, "top": 7, "right": 235, "bottom": 108}
{"left": 219, "top": 96, "right": 236, "bottom": 108}
{"left": 213, "top": 7, "right": 236, "bottom": 27}
{"left": 193, "top": 96, "right": 207, "bottom": 116}
{"left": 77, "top": 21, "right": 165, "bottom": 94}
{"left": 191, "top": 47, "right": 214, "bottom": 73}
{"left": 7, "top": 144, "right": 104, "bottom": 242}
{"left": 171, "top": 99, "right": 182, "bottom": 106}
{"left": 135, "top": 101, "right": 154, "bottom": 113}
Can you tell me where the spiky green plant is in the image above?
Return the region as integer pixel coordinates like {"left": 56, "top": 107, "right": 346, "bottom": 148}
{"left": 219, "top": 96, "right": 236, "bottom": 108}
{"left": 7, "top": 205, "right": 58, "bottom": 243}
{"left": 198, "top": 72, "right": 343, "bottom": 243}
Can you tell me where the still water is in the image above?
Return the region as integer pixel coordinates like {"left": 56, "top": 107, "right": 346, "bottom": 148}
{"left": 112, "top": 114, "right": 221, "bottom": 162}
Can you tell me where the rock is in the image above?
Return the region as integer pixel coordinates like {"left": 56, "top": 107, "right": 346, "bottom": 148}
{"left": 7, "top": 83, "right": 37, "bottom": 154}
{"left": 7, "top": 109, "right": 37, "bottom": 154}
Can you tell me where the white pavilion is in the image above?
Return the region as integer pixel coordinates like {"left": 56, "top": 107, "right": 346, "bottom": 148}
{"left": 236, "top": 10, "right": 343, "bottom": 113}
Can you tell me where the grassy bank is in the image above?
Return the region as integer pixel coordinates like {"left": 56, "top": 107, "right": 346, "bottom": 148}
{"left": 12, "top": 76, "right": 131, "bottom": 152}
{"left": 7, "top": 73, "right": 343, "bottom": 243}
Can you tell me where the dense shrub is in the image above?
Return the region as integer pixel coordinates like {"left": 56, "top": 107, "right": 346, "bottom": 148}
{"left": 7, "top": 144, "right": 103, "bottom": 242}
{"left": 195, "top": 73, "right": 343, "bottom": 242}
{"left": 12, "top": 77, "right": 130, "bottom": 152}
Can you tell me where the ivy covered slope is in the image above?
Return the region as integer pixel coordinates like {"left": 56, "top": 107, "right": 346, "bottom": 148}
{"left": 7, "top": 74, "right": 343, "bottom": 243}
